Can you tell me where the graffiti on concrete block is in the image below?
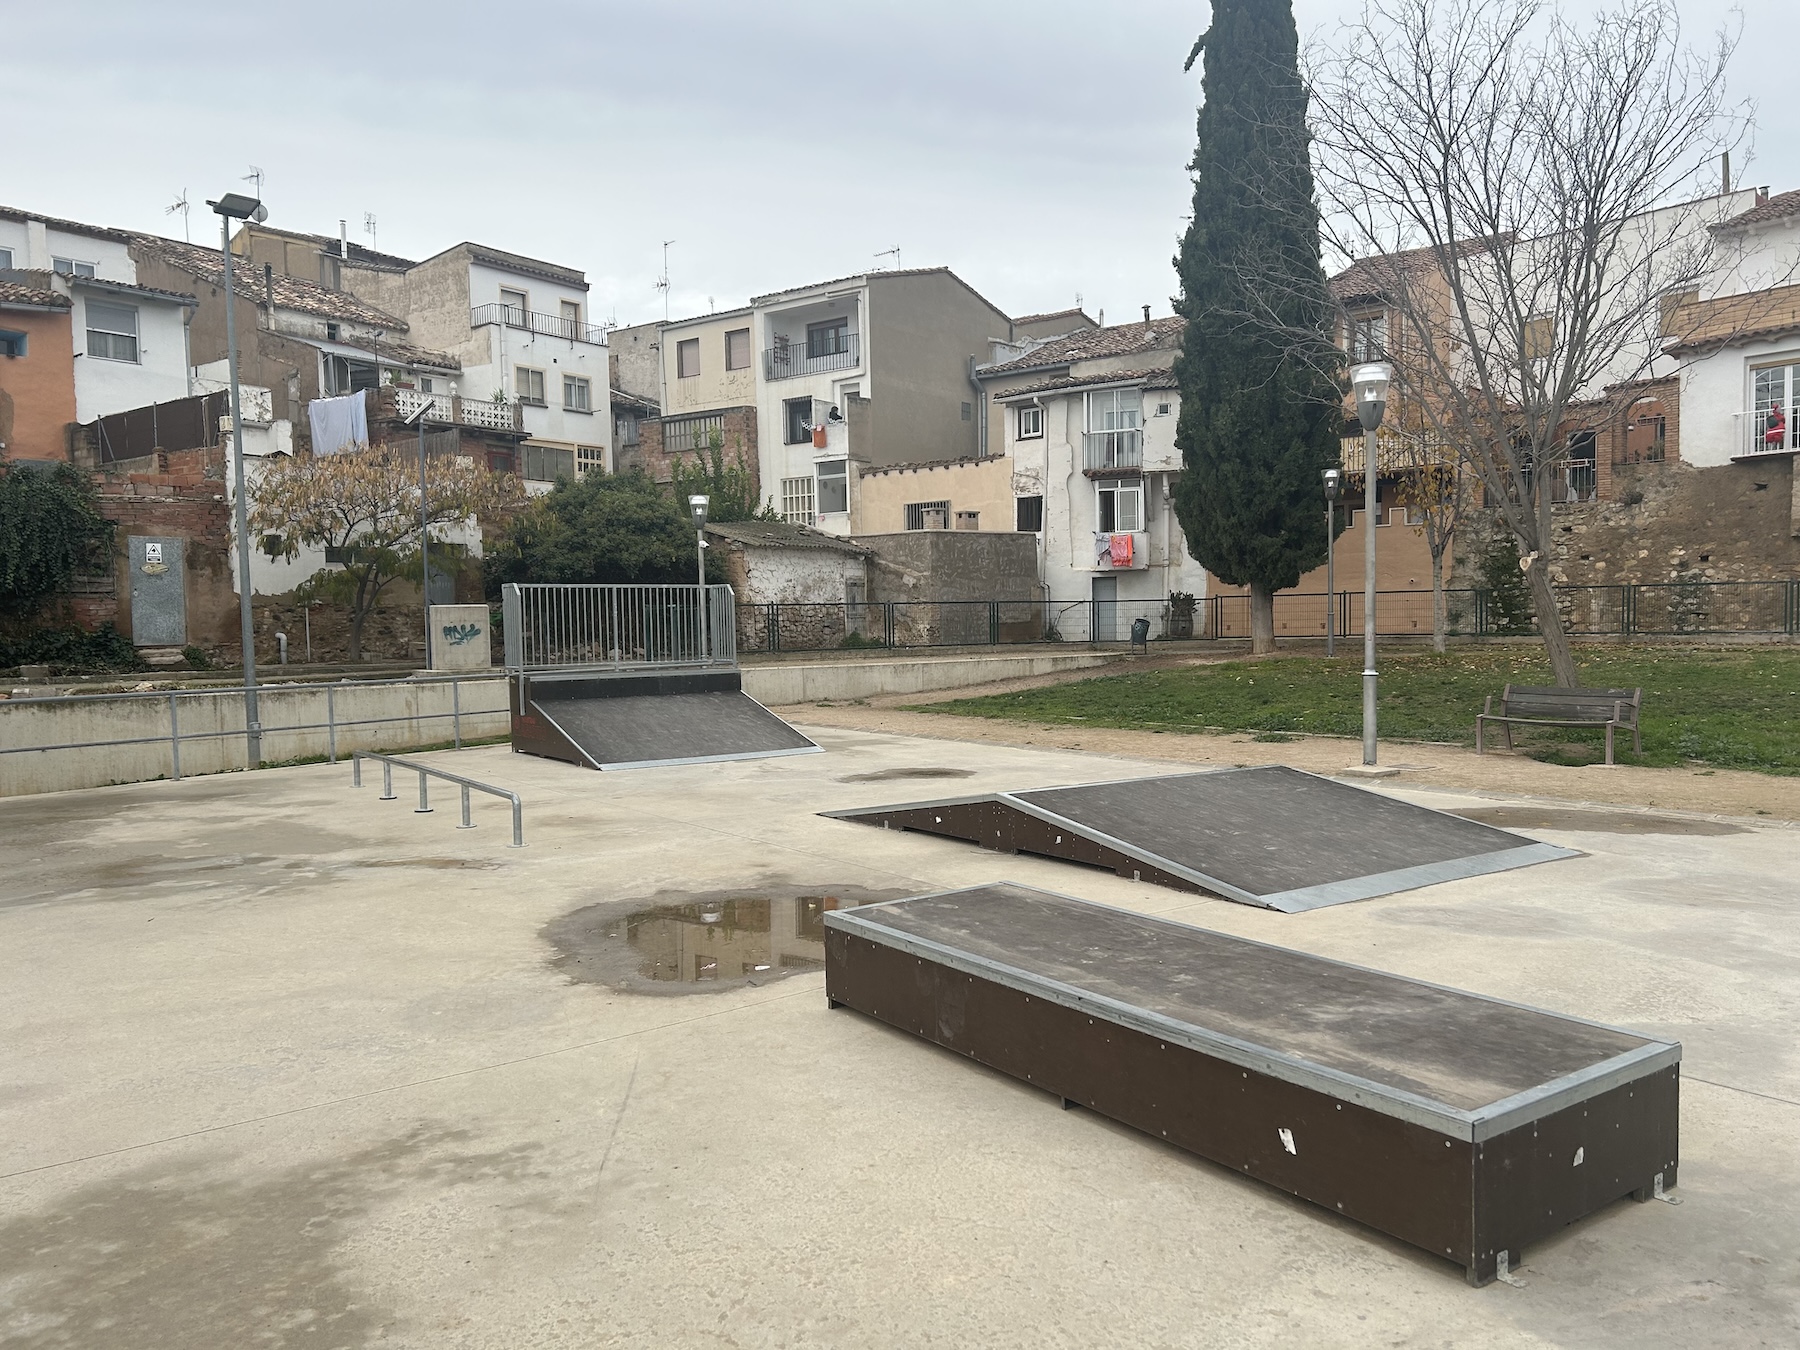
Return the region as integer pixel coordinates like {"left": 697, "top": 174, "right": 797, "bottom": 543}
{"left": 441, "top": 622, "right": 484, "bottom": 647}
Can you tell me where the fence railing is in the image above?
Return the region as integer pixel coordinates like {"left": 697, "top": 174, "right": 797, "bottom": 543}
{"left": 384, "top": 386, "right": 525, "bottom": 433}
{"left": 0, "top": 672, "right": 510, "bottom": 797}
{"left": 1082, "top": 429, "right": 1143, "bottom": 472}
{"left": 502, "top": 583, "right": 738, "bottom": 673}
{"left": 732, "top": 581, "right": 1800, "bottom": 654}
{"left": 763, "top": 332, "right": 860, "bottom": 380}
{"left": 1733, "top": 407, "right": 1800, "bottom": 458}
{"left": 469, "top": 302, "right": 609, "bottom": 345}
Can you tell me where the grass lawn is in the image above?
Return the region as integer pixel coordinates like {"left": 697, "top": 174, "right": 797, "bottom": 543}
{"left": 918, "top": 645, "right": 1800, "bottom": 774}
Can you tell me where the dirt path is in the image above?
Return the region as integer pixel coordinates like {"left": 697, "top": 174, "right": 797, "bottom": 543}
{"left": 778, "top": 689, "right": 1800, "bottom": 823}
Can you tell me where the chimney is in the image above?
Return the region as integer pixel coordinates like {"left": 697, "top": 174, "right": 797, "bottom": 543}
{"left": 1142, "top": 304, "right": 1152, "bottom": 330}
{"left": 263, "top": 263, "right": 274, "bottom": 307}
{"left": 1758, "top": 187, "right": 1770, "bottom": 206}
{"left": 1721, "top": 151, "right": 1731, "bottom": 195}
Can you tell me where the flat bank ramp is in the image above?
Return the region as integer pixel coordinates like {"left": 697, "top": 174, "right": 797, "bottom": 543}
{"left": 513, "top": 671, "right": 818, "bottom": 771}
{"left": 825, "top": 765, "right": 1576, "bottom": 911}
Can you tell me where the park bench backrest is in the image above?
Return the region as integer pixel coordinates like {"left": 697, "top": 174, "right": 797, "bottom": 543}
{"left": 1501, "top": 684, "right": 1641, "bottom": 724}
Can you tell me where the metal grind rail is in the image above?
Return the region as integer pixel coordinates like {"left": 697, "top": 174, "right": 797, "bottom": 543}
{"left": 352, "top": 750, "right": 524, "bottom": 846}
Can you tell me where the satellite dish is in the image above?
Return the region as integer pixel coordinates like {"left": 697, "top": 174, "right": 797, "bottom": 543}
{"left": 250, "top": 204, "right": 269, "bottom": 224}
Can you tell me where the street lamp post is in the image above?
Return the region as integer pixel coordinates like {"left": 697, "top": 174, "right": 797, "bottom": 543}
{"left": 1322, "top": 467, "right": 1343, "bottom": 658}
{"left": 689, "top": 494, "right": 710, "bottom": 660}
{"left": 1352, "top": 363, "right": 1392, "bottom": 766}
{"left": 208, "top": 191, "right": 268, "bottom": 769}
{"left": 400, "top": 400, "right": 434, "bottom": 667}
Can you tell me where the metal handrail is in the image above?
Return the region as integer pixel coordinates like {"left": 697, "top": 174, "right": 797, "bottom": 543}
{"left": 469, "top": 302, "right": 608, "bottom": 345}
{"left": 352, "top": 750, "right": 523, "bottom": 846}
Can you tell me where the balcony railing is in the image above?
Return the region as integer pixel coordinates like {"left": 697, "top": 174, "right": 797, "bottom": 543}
{"left": 1733, "top": 408, "right": 1800, "bottom": 458}
{"left": 763, "top": 332, "right": 860, "bottom": 380}
{"left": 384, "top": 385, "right": 525, "bottom": 434}
{"left": 1082, "top": 429, "right": 1143, "bottom": 472}
{"left": 470, "top": 303, "right": 608, "bottom": 345}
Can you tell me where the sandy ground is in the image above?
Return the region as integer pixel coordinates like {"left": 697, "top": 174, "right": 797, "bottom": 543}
{"left": 772, "top": 662, "right": 1800, "bottom": 824}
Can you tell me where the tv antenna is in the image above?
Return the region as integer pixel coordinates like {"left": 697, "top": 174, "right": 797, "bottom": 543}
{"left": 243, "top": 165, "right": 265, "bottom": 198}
{"left": 875, "top": 246, "right": 901, "bottom": 270}
{"left": 166, "top": 189, "right": 191, "bottom": 242}
{"left": 656, "top": 240, "right": 675, "bottom": 321}
{"left": 363, "top": 212, "right": 377, "bottom": 252}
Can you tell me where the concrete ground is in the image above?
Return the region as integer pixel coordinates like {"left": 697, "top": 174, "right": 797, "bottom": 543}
{"left": 1, "top": 727, "right": 1796, "bottom": 1349}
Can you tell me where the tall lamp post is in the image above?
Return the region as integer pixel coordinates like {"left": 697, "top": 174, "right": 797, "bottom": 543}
{"left": 1352, "top": 362, "right": 1392, "bottom": 766}
{"left": 1322, "top": 467, "right": 1343, "bottom": 658}
{"left": 208, "top": 191, "right": 268, "bottom": 768}
{"left": 689, "top": 494, "right": 710, "bottom": 660}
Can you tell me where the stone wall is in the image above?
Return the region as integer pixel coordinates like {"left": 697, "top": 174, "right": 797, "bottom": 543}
{"left": 633, "top": 405, "right": 758, "bottom": 497}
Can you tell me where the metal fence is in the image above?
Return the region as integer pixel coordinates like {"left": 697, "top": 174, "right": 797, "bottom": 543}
{"left": 502, "top": 583, "right": 737, "bottom": 672}
{"left": 732, "top": 581, "right": 1800, "bottom": 653}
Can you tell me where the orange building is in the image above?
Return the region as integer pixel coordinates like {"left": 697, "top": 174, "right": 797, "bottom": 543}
{"left": 0, "top": 279, "right": 76, "bottom": 463}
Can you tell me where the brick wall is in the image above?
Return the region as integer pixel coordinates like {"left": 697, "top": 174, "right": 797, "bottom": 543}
{"left": 0, "top": 306, "right": 76, "bottom": 463}
{"left": 634, "top": 405, "right": 758, "bottom": 497}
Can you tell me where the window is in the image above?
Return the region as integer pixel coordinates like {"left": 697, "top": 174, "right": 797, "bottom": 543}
{"left": 1096, "top": 482, "right": 1143, "bottom": 533}
{"left": 500, "top": 288, "right": 528, "bottom": 324}
{"left": 86, "top": 301, "right": 139, "bottom": 362}
{"left": 523, "top": 444, "right": 575, "bottom": 482}
{"left": 1015, "top": 495, "right": 1044, "bottom": 532}
{"left": 324, "top": 354, "right": 377, "bottom": 394}
{"left": 1016, "top": 406, "right": 1044, "bottom": 439}
{"left": 677, "top": 338, "right": 700, "bottom": 378}
{"left": 1345, "top": 310, "right": 1386, "bottom": 362}
{"left": 419, "top": 377, "right": 434, "bottom": 394}
{"left": 0, "top": 329, "right": 26, "bottom": 359}
{"left": 905, "top": 500, "right": 951, "bottom": 531}
{"left": 615, "top": 412, "right": 640, "bottom": 448}
{"left": 487, "top": 448, "right": 516, "bottom": 475}
{"left": 1523, "top": 315, "right": 1555, "bottom": 361}
{"left": 781, "top": 476, "right": 816, "bottom": 525}
{"left": 960, "top": 402, "right": 973, "bottom": 422}
{"left": 1086, "top": 387, "right": 1142, "bottom": 433}
{"left": 54, "top": 257, "right": 96, "bottom": 278}
{"left": 560, "top": 299, "right": 581, "bottom": 337}
{"left": 664, "top": 413, "right": 724, "bottom": 452}
{"left": 516, "top": 367, "right": 546, "bottom": 405}
{"left": 1155, "top": 401, "right": 1172, "bottom": 417}
{"left": 326, "top": 322, "right": 340, "bottom": 341}
{"left": 563, "top": 376, "right": 591, "bottom": 412}
{"left": 784, "top": 397, "right": 814, "bottom": 445}
{"left": 1753, "top": 361, "right": 1800, "bottom": 452}
{"left": 0, "top": 248, "right": 12, "bottom": 268}
{"left": 817, "top": 459, "right": 848, "bottom": 514}
{"left": 725, "top": 328, "right": 751, "bottom": 371}
{"left": 806, "top": 318, "right": 849, "bottom": 359}
{"left": 576, "top": 445, "right": 606, "bottom": 477}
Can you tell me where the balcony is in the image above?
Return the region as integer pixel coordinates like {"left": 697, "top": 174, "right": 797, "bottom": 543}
{"left": 1083, "top": 429, "right": 1143, "bottom": 473}
{"left": 763, "top": 331, "right": 860, "bottom": 381}
{"left": 381, "top": 385, "right": 525, "bottom": 435}
{"left": 1732, "top": 408, "right": 1800, "bottom": 460}
{"left": 470, "top": 303, "right": 608, "bottom": 345}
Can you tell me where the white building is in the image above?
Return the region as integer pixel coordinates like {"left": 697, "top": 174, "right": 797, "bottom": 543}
{"left": 0, "top": 206, "right": 196, "bottom": 422}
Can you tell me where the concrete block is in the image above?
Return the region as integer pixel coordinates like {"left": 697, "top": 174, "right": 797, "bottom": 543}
{"left": 18, "top": 666, "right": 50, "bottom": 682}
{"left": 429, "top": 604, "right": 493, "bottom": 672}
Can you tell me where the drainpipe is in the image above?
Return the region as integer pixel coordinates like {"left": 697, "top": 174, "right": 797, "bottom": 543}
{"left": 968, "top": 355, "right": 987, "bottom": 459}
{"left": 182, "top": 302, "right": 195, "bottom": 397}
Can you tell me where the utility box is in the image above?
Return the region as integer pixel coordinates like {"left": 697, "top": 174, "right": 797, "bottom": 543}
{"left": 429, "top": 604, "right": 493, "bottom": 672}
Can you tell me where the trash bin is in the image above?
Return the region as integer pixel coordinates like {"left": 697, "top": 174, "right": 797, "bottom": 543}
{"left": 1130, "top": 617, "right": 1151, "bottom": 652}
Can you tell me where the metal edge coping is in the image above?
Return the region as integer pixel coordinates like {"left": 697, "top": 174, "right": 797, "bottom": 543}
{"left": 824, "top": 882, "right": 1679, "bottom": 1133}
{"left": 597, "top": 744, "right": 822, "bottom": 771}
{"left": 819, "top": 792, "right": 1004, "bottom": 820}
{"left": 1261, "top": 842, "right": 1583, "bottom": 913}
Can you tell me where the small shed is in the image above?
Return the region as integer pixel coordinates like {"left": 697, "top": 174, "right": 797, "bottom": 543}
{"left": 705, "top": 519, "right": 874, "bottom": 651}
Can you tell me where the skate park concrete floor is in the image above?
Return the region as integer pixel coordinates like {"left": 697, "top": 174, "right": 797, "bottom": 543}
{"left": 1, "top": 728, "right": 1796, "bottom": 1349}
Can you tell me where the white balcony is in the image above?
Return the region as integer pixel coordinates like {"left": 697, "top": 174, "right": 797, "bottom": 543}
{"left": 1083, "top": 429, "right": 1143, "bottom": 473}
{"left": 1732, "top": 408, "right": 1800, "bottom": 459}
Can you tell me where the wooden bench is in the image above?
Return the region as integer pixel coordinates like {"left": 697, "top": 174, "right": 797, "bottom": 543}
{"left": 1476, "top": 683, "right": 1642, "bottom": 765}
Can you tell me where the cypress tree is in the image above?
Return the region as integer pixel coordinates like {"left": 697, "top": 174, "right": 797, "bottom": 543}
{"left": 1171, "top": 0, "right": 1343, "bottom": 652}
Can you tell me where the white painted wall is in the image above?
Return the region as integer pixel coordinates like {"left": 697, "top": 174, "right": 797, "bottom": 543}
{"left": 0, "top": 218, "right": 134, "bottom": 281}
{"left": 1679, "top": 336, "right": 1800, "bottom": 466}
{"left": 753, "top": 286, "right": 868, "bottom": 527}
{"left": 726, "top": 542, "right": 865, "bottom": 606}
{"left": 71, "top": 288, "right": 191, "bottom": 421}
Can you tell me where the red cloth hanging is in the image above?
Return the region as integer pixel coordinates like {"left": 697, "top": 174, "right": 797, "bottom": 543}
{"left": 1109, "top": 533, "right": 1133, "bottom": 566}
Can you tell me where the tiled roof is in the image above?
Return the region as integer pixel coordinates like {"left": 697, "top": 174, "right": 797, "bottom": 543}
{"left": 0, "top": 205, "right": 133, "bottom": 245}
{"left": 132, "top": 234, "right": 408, "bottom": 329}
{"left": 68, "top": 275, "right": 197, "bottom": 306}
{"left": 1663, "top": 281, "right": 1800, "bottom": 355}
{"left": 705, "top": 519, "right": 872, "bottom": 555}
{"left": 977, "top": 317, "right": 1184, "bottom": 377}
{"left": 1717, "top": 189, "right": 1800, "bottom": 231}
{"left": 332, "top": 335, "right": 460, "bottom": 371}
{"left": 1329, "top": 235, "right": 1513, "bottom": 302}
{"left": 251, "top": 226, "right": 419, "bottom": 272}
{"left": 610, "top": 387, "right": 660, "bottom": 416}
{"left": 990, "top": 367, "right": 1178, "bottom": 399}
{"left": 750, "top": 267, "right": 1008, "bottom": 320}
{"left": 1014, "top": 307, "right": 1094, "bottom": 325}
{"left": 0, "top": 279, "right": 70, "bottom": 309}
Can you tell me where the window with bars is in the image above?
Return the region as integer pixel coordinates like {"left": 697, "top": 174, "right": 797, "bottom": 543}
{"left": 905, "top": 500, "right": 951, "bottom": 531}
{"left": 1345, "top": 310, "right": 1386, "bottom": 362}
{"left": 663, "top": 413, "right": 724, "bottom": 453}
{"left": 781, "top": 476, "right": 816, "bottom": 525}
{"left": 86, "top": 300, "right": 139, "bottom": 362}
{"left": 516, "top": 367, "right": 546, "bottom": 405}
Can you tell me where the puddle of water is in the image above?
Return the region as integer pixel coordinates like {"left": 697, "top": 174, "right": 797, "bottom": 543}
{"left": 836, "top": 767, "right": 978, "bottom": 783}
{"left": 1452, "top": 806, "right": 1747, "bottom": 836}
{"left": 544, "top": 883, "right": 914, "bottom": 994}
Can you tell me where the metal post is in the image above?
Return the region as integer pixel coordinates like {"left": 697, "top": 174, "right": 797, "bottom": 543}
{"left": 380, "top": 761, "right": 395, "bottom": 800}
{"left": 327, "top": 686, "right": 337, "bottom": 764}
{"left": 510, "top": 796, "right": 523, "bottom": 848}
{"left": 1325, "top": 502, "right": 1335, "bottom": 657}
{"left": 1362, "top": 428, "right": 1379, "bottom": 766}
{"left": 458, "top": 784, "right": 474, "bottom": 829}
{"left": 696, "top": 536, "right": 708, "bottom": 662}
{"left": 168, "top": 691, "right": 182, "bottom": 781}
{"left": 415, "top": 769, "right": 432, "bottom": 813}
{"left": 419, "top": 413, "right": 432, "bottom": 669}
{"left": 452, "top": 678, "right": 462, "bottom": 750}
{"left": 221, "top": 212, "right": 261, "bottom": 767}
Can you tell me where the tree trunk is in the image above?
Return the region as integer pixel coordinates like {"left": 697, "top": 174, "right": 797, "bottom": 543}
{"left": 1523, "top": 557, "right": 1579, "bottom": 687}
{"left": 1429, "top": 547, "right": 1448, "bottom": 654}
{"left": 1248, "top": 581, "right": 1276, "bottom": 654}
{"left": 347, "top": 610, "right": 365, "bottom": 663}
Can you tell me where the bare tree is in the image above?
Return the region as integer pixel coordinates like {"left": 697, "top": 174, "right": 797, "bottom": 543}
{"left": 1306, "top": 0, "right": 1743, "bottom": 686}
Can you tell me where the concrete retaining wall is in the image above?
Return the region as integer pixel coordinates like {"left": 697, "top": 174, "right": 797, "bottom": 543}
{"left": 741, "top": 651, "right": 1115, "bottom": 706}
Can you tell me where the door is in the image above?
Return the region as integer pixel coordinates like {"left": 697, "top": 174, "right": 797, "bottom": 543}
{"left": 129, "top": 536, "right": 187, "bottom": 647}
{"left": 1091, "top": 575, "right": 1118, "bottom": 642}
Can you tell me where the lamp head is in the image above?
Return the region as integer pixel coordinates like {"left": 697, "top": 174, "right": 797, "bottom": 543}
{"left": 209, "top": 193, "right": 265, "bottom": 222}
{"left": 1322, "top": 466, "right": 1343, "bottom": 502}
{"left": 688, "top": 494, "right": 709, "bottom": 529}
{"left": 1352, "top": 362, "right": 1391, "bottom": 433}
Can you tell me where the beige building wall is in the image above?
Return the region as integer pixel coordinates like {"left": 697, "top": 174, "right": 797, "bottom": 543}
{"left": 661, "top": 310, "right": 756, "bottom": 416}
{"left": 851, "top": 456, "right": 1014, "bottom": 535}
{"left": 864, "top": 271, "right": 1011, "bottom": 466}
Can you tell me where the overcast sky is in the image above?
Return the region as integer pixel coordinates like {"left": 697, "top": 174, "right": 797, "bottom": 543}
{"left": 5, "top": 2, "right": 1789, "bottom": 329}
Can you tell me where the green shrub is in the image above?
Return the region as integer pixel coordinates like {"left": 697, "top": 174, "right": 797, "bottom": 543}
{"left": 0, "top": 624, "right": 145, "bottom": 674}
